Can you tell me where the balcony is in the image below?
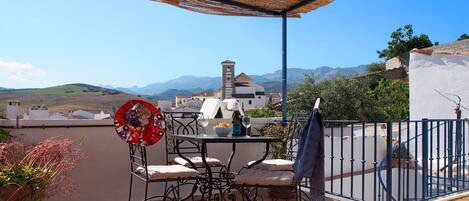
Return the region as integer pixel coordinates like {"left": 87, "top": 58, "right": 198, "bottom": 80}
{"left": 1, "top": 118, "right": 469, "bottom": 201}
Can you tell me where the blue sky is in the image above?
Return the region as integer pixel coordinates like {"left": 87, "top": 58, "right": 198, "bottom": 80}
{"left": 0, "top": 0, "right": 467, "bottom": 88}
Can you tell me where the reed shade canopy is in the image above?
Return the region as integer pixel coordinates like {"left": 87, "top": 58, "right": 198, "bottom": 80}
{"left": 152, "top": 0, "right": 334, "bottom": 123}
{"left": 153, "top": 0, "right": 333, "bottom": 17}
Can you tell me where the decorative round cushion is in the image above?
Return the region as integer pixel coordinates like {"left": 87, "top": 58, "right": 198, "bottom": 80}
{"left": 114, "top": 100, "right": 165, "bottom": 146}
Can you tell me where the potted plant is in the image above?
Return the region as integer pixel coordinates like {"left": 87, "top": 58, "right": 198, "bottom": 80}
{"left": 257, "top": 123, "right": 296, "bottom": 199}
{"left": 257, "top": 123, "right": 289, "bottom": 159}
{"left": 0, "top": 137, "right": 83, "bottom": 201}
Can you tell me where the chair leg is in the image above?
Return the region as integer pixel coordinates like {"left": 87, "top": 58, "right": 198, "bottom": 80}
{"left": 163, "top": 181, "right": 169, "bottom": 201}
{"left": 296, "top": 186, "right": 299, "bottom": 201}
{"left": 128, "top": 174, "right": 133, "bottom": 201}
{"left": 176, "top": 180, "right": 181, "bottom": 200}
{"left": 144, "top": 181, "right": 149, "bottom": 201}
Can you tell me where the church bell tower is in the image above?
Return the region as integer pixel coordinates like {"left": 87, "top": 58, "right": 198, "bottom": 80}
{"left": 221, "top": 60, "right": 236, "bottom": 99}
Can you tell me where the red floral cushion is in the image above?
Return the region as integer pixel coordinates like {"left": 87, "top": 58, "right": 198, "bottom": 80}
{"left": 114, "top": 100, "right": 165, "bottom": 146}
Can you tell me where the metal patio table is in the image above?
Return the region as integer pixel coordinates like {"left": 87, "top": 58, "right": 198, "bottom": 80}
{"left": 169, "top": 134, "right": 282, "bottom": 200}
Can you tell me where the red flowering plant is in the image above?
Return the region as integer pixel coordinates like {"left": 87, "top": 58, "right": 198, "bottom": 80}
{"left": 0, "top": 137, "right": 84, "bottom": 201}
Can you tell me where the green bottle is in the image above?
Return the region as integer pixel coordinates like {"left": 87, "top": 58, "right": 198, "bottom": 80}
{"left": 232, "top": 109, "right": 242, "bottom": 136}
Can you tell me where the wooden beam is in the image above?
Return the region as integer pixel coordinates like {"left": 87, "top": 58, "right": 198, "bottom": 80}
{"left": 284, "top": 0, "right": 319, "bottom": 13}
{"left": 210, "top": 0, "right": 281, "bottom": 16}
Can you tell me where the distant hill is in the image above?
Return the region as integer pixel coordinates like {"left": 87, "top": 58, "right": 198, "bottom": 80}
{"left": 0, "top": 87, "right": 14, "bottom": 93}
{"left": 117, "top": 65, "right": 367, "bottom": 95}
{"left": 0, "top": 84, "right": 150, "bottom": 115}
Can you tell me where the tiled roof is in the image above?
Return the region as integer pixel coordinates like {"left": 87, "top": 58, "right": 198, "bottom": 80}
{"left": 269, "top": 93, "right": 281, "bottom": 98}
{"left": 234, "top": 72, "right": 253, "bottom": 82}
{"left": 420, "top": 39, "right": 469, "bottom": 56}
{"left": 222, "top": 60, "right": 235, "bottom": 64}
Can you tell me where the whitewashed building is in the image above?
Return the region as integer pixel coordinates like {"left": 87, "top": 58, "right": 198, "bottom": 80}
{"left": 215, "top": 60, "right": 267, "bottom": 110}
{"left": 71, "top": 110, "right": 95, "bottom": 119}
{"left": 175, "top": 96, "right": 189, "bottom": 107}
{"left": 409, "top": 51, "right": 469, "bottom": 120}
{"left": 49, "top": 113, "right": 69, "bottom": 120}
{"left": 6, "top": 100, "right": 20, "bottom": 120}
{"left": 28, "top": 104, "right": 50, "bottom": 120}
{"left": 156, "top": 100, "right": 172, "bottom": 112}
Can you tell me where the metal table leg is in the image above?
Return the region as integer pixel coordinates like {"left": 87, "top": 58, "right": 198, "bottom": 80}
{"left": 201, "top": 142, "right": 213, "bottom": 200}
{"left": 227, "top": 143, "right": 237, "bottom": 174}
{"left": 175, "top": 139, "right": 198, "bottom": 200}
{"left": 247, "top": 142, "right": 270, "bottom": 168}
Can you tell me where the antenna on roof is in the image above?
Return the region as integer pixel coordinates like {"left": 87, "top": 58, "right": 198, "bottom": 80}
{"left": 434, "top": 89, "right": 469, "bottom": 113}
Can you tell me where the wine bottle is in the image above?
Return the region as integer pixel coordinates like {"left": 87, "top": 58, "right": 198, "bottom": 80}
{"left": 232, "top": 109, "right": 242, "bottom": 136}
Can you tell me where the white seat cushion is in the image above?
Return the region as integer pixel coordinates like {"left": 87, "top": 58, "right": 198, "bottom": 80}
{"left": 136, "top": 165, "right": 199, "bottom": 180}
{"left": 174, "top": 156, "right": 223, "bottom": 167}
{"left": 247, "top": 159, "right": 294, "bottom": 171}
{"left": 234, "top": 169, "right": 294, "bottom": 186}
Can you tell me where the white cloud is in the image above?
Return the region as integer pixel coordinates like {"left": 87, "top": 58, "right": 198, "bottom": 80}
{"left": 0, "top": 60, "right": 46, "bottom": 82}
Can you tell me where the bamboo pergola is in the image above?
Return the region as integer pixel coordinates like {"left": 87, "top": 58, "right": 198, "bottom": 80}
{"left": 152, "top": 0, "right": 334, "bottom": 124}
{"left": 155, "top": 0, "right": 333, "bottom": 17}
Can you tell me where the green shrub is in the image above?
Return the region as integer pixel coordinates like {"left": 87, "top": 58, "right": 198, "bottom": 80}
{"left": 288, "top": 74, "right": 409, "bottom": 121}
{"left": 244, "top": 105, "right": 278, "bottom": 118}
{"left": 257, "top": 124, "right": 289, "bottom": 159}
{"left": 0, "top": 128, "right": 11, "bottom": 142}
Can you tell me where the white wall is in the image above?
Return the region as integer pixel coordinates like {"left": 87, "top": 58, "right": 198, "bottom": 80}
{"left": 1, "top": 119, "right": 278, "bottom": 201}
{"left": 409, "top": 53, "right": 469, "bottom": 120}
{"left": 156, "top": 101, "right": 172, "bottom": 112}
{"left": 235, "top": 86, "right": 255, "bottom": 94}
{"left": 6, "top": 102, "right": 19, "bottom": 120}
{"left": 29, "top": 110, "right": 50, "bottom": 120}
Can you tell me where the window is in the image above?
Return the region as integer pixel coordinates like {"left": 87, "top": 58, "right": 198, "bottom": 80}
{"left": 248, "top": 100, "right": 252, "bottom": 105}
{"left": 226, "top": 67, "right": 231, "bottom": 72}
{"left": 226, "top": 77, "right": 231, "bottom": 81}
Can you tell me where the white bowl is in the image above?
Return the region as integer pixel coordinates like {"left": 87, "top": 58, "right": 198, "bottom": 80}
{"left": 213, "top": 127, "right": 231, "bottom": 137}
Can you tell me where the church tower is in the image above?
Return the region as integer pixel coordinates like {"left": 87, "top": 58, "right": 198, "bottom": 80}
{"left": 221, "top": 60, "right": 236, "bottom": 99}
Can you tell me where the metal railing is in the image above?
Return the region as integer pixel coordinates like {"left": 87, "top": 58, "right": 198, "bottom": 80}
{"left": 322, "top": 118, "right": 469, "bottom": 201}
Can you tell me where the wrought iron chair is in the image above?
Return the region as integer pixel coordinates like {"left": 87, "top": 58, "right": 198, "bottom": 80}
{"left": 164, "top": 112, "right": 229, "bottom": 198}
{"left": 128, "top": 143, "right": 200, "bottom": 201}
{"left": 230, "top": 113, "right": 312, "bottom": 201}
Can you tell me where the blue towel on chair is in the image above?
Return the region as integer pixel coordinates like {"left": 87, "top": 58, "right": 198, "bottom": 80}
{"left": 294, "top": 108, "right": 324, "bottom": 200}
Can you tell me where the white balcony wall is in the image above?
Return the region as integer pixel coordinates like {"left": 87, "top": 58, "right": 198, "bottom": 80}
{"left": 1, "top": 118, "right": 278, "bottom": 201}
{"left": 0, "top": 119, "right": 392, "bottom": 201}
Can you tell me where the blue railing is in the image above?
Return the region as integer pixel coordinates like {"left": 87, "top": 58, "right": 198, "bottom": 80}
{"left": 322, "top": 118, "right": 469, "bottom": 201}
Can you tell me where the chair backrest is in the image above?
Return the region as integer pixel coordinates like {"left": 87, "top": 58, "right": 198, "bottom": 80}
{"left": 283, "top": 113, "right": 310, "bottom": 161}
{"left": 164, "top": 112, "right": 205, "bottom": 164}
{"left": 128, "top": 143, "right": 150, "bottom": 180}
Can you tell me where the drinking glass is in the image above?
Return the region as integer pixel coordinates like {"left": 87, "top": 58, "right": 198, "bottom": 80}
{"left": 199, "top": 114, "right": 209, "bottom": 128}
{"left": 242, "top": 116, "right": 251, "bottom": 129}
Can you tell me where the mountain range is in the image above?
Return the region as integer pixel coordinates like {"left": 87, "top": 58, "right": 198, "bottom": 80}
{"left": 0, "top": 66, "right": 368, "bottom": 103}
{"left": 113, "top": 65, "right": 368, "bottom": 97}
